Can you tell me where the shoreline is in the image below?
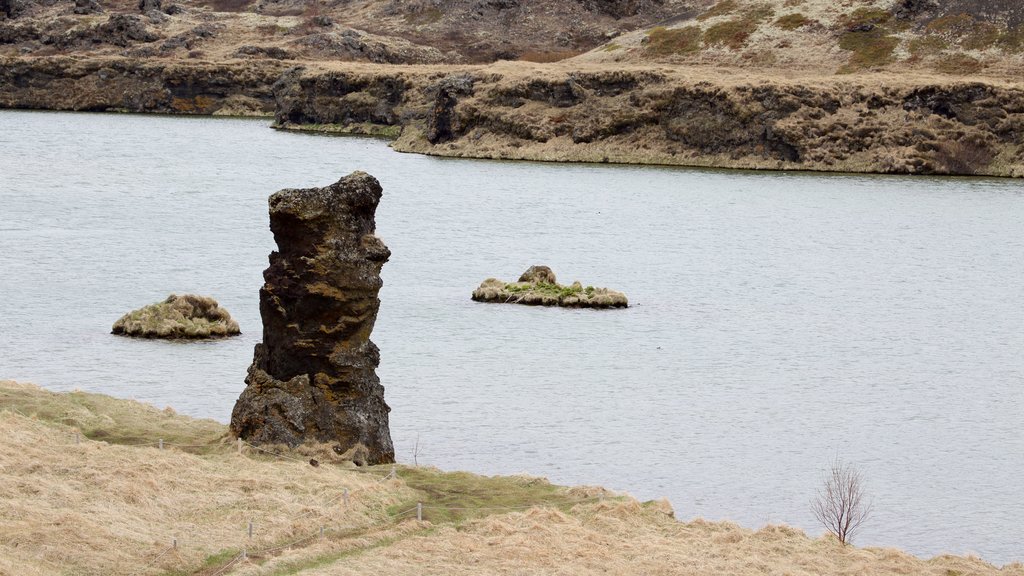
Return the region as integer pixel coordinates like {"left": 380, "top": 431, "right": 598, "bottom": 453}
{"left": 2, "top": 56, "right": 1022, "bottom": 179}
{"left": 2, "top": 379, "right": 1022, "bottom": 575}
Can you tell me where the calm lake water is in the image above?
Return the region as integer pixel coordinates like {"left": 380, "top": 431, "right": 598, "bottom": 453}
{"left": 1, "top": 110, "right": 1022, "bottom": 564}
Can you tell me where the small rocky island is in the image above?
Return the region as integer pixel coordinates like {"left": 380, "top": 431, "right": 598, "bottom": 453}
{"left": 472, "top": 266, "right": 628, "bottom": 309}
{"left": 111, "top": 294, "right": 240, "bottom": 339}
{"left": 230, "top": 171, "right": 395, "bottom": 465}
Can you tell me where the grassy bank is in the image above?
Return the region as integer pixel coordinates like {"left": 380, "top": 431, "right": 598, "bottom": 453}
{"left": 1, "top": 380, "right": 1021, "bottom": 575}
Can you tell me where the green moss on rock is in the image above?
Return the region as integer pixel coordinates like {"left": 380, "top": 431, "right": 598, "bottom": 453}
{"left": 472, "top": 266, "right": 627, "bottom": 309}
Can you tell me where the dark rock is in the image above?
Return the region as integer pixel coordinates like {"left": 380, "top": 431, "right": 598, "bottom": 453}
{"left": 577, "top": 0, "right": 660, "bottom": 19}
{"left": 96, "top": 14, "right": 159, "bottom": 46}
{"left": 426, "top": 74, "right": 474, "bottom": 144}
{"left": 311, "top": 14, "right": 332, "bottom": 26}
{"left": 518, "top": 265, "right": 556, "bottom": 284}
{"left": 893, "top": 0, "right": 937, "bottom": 20}
{"left": 234, "top": 44, "right": 290, "bottom": 59}
{"left": 73, "top": 0, "right": 102, "bottom": 15}
{"left": 137, "top": 0, "right": 159, "bottom": 12}
{"left": 1, "top": 0, "right": 30, "bottom": 19}
{"left": 162, "top": 3, "right": 183, "bottom": 14}
{"left": 230, "top": 171, "right": 394, "bottom": 464}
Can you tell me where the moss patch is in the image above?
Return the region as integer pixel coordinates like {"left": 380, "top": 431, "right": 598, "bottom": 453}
{"left": 0, "top": 380, "right": 226, "bottom": 448}
{"left": 935, "top": 53, "right": 985, "bottom": 74}
{"left": 838, "top": 28, "right": 898, "bottom": 72}
{"left": 645, "top": 25, "right": 702, "bottom": 56}
{"left": 704, "top": 18, "right": 759, "bottom": 49}
{"left": 388, "top": 467, "right": 609, "bottom": 524}
{"left": 278, "top": 122, "right": 402, "bottom": 139}
{"left": 841, "top": 7, "right": 891, "bottom": 30}
{"left": 697, "top": 0, "right": 737, "bottom": 21}
{"left": 775, "top": 13, "right": 810, "bottom": 30}
{"left": 909, "top": 35, "right": 948, "bottom": 57}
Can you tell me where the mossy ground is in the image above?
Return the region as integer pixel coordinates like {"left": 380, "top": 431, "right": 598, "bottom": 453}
{"left": 277, "top": 122, "right": 403, "bottom": 139}
{"left": 644, "top": 26, "right": 702, "bottom": 56}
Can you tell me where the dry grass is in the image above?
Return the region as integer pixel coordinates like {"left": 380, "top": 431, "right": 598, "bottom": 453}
{"left": 0, "top": 385, "right": 416, "bottom": 575}
{"left": 111, "top": 294, "right": 241, "bottom": 339}
{"left": 2, "top": 381, "right": 1023, "bottom": 575}
{"left": 273, "top": 501, "right": 1024, "bottom": 576}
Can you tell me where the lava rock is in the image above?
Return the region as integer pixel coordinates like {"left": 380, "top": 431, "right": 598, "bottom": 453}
{"left": 73, "top": 0, "right": 102, "bottom": 15}
{"left": 230, "top": 172, "right": 394, "bottom": 464}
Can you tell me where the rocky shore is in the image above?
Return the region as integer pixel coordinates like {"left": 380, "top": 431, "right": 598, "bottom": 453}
{"left": 3, "top": 55, "right": 1020, "bottom": 177}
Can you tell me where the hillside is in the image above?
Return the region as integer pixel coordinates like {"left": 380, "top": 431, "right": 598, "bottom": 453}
{"left": 577, "top": 0, "right": 1024, "bottom": 78}
{"left": 2, "top": 379, "right": 1023, "bottom": 575}
{"left": 2, "top": 0, "right": 1022, "bottom": 76}
{"left": 0, "top": 0, "right": 703, "bottom": 63}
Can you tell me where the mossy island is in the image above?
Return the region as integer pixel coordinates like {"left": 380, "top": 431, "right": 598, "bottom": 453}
{"left": 472, "top": 266, "right": 628, "bottom": 309}
{"left": 111, "top": 294, "right": 241, "bottom": 339}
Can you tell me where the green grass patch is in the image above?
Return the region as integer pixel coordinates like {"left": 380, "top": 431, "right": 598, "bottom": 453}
{"left": 704, "top": 17, "right": 759, "bottom": 49}
{"left": 387, "top": 467, "right": 604, "bottom": 525}
{"left": 837, "top": 28, "right": 898, "bottom": 71}
{"left": 504, "top": 282, "right": 591, "bottom": 299}
{"left": 999, "top": 26, "right": 1024, "bottom": 53}
{"left": 259, "top": 527, "right": 438, "bottom": 576}
{"left": 404, "top": 6, "right": 442, "bottom": 25}
{"left": 961, "top": 22, "right": 1001, "bottom": 50}
{"left": 908, "top": 35, "right": 948, "bottom": 57}
{"left": 697, "top": 0, "right": 737, "bottom": 21}
{"left": 0, "top": 381, "right": 227, "bottom": 448}
{"left": 841, "top": 7, "right": 891, "bottom": 30}
{"left": 644, "top": 25, "right": 702, "bottom": 56}
{"left": 926, "top": 13, "right": 975, "bottom": 37}
{"left": 602, "top": 42, "right": 622, "bottom": 52}
{"left": 775, "top": 13, "right": 810, "bottom": 30}
{"left": 935, "top": 53, "right": 985, "bottom": 74}
{"left": 281, "top": 123, "right": 402, "bottom": 139}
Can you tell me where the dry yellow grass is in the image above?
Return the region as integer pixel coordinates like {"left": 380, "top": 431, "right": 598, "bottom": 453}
{"left": 0, "top": 382, "right": 416, "bottom": 576}
{"left": 2, "top": 380, "right": 1023, "bottom": 576}
{"left": 259, "top": 501, "right": 1024, "bottom": 576}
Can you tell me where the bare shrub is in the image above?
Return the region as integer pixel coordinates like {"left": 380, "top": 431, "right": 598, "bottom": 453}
{"left": 811, "top": 457, "right": 872, "bottom": 545}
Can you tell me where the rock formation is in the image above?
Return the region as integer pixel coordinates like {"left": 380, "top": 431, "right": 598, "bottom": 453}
{"left": 111, "top": 294, "right": 240, "bottom": 339}
{"left": 230, "top": 172, "right": 394, "bottom": 464}
{"left": 472, "top": 266, "right": 628, "bottom": 309}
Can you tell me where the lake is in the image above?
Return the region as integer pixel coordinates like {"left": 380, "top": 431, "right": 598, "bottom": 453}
{"left": 1, "top": 110, "right": 1022, "bottom": 563}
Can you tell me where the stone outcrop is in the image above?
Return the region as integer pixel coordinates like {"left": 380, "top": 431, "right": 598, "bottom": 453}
{"left": 111, "top": 294, "right": 241, "bottom": 339}
{"left": 472, "top": 266, "right": 628, "bottom": 309}
{"left": 0, "top": 57, "right": 285, "bottom": 115}
{"left": 230, "top": 171, "right": 394, "bottom": 464}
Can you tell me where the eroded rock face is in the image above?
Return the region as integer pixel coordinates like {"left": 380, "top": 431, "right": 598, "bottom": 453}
{"left": 230, "top": 171, "right": 394, "bottom": 464}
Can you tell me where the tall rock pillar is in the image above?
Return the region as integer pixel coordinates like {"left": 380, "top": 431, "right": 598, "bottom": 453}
{"left": 230, "top": 171, "right": 394, "bottom": 464}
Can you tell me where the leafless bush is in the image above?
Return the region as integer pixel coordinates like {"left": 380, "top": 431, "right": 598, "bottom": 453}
{"left": 811, "top": 457, "right": 872, "bottom": 545}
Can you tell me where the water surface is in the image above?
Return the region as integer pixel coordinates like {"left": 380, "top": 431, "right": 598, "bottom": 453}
{"left": 1, "top": 110, "right": 1022, "bottom": 563}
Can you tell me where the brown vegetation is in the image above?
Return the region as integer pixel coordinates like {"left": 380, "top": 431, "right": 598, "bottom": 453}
{"left": 3, "top": 381, "right": 1024, "bottom": 575}
{"left": 111, "top": 294, "right": 240, "bottom": 339}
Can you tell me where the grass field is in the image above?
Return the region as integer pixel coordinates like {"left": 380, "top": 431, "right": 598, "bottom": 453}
{"left": 2, "top": 380, "right": 1022, "bottom": 575}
